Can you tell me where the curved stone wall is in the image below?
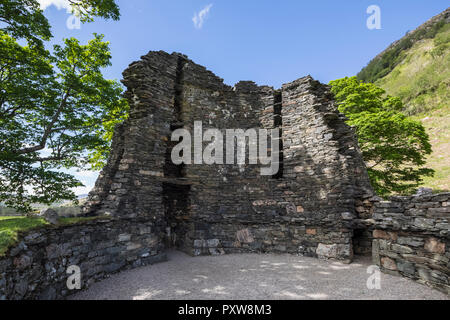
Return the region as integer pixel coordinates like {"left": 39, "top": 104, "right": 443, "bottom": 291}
{"left": 83, "top": 51, "right": 374, "bottom": 262}
{"left": 0, "top": 217, "right": 165, "bottom": 300}
{"left": 372, "top": 193, "right": 450, "bottom": 294}
{"left": 2, "top": 51, "right": 446, "bottom": 299}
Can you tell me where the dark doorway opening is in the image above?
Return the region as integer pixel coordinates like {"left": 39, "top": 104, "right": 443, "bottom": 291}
{"left": 162, "top": 182, "right": 191, "bottom": 249}
{"left": 352, "top": 228, "right": 372, "bottom": 256}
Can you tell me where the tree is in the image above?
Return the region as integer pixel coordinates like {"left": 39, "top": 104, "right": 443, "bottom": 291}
{"left": 329, "top": 77, "right": 433, "bottom": 196}
{"left": 87, "top": 98, "right": 129, "bottom": 170}
{"left": 0, "top": 0, "right": 51, "bottom": 48}
{"left": 0, "top": 0, "right": 126, "bottom": 212}
{"left": 0, "top": 0, "right": 120, "bottom": 48}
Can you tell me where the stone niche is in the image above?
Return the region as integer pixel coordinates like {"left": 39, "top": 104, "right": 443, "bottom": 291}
{"left": 83, "top": 51, "right": 374, "bottom": 262}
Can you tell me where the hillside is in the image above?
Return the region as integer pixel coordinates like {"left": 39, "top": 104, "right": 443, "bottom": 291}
{"left": 358, "top": 8, "right": 450, "bottom": 192}
{"left": 358, "top": 8, "right": 450, "bottom": 84}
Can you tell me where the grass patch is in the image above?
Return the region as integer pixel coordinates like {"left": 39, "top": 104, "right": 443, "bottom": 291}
{"left": 411, "top": 108, "right": 450, "bottom": 192}
{"left": 0, "top": 215, "right": 110, "bottom": 257}
{"left": 0, "top": 216, "right": 48, "bottom": 256}
{"left": 59, "top": 216, "right": 109, "bottom": 225}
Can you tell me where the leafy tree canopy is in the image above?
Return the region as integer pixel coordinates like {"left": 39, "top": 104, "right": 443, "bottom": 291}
{"left": 0, "top": 0, "right": 120, "bottom": 48}
{"left": 0, "top": 0, "right": 126, "bottom": 212}
{"left": 329, "top": 77, "right": 434, "bottom": 196}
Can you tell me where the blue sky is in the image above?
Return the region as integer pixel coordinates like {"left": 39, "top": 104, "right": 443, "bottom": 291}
{"left": 38, "top": 0, "right": 449, "bottom": 195}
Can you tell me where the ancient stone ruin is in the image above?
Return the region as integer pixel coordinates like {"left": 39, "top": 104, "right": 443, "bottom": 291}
{"left": 83, "top": 51, "right": 375, "bottom": 262}
{"left": 1, "top": 51, "right": 448, "bottom": 299}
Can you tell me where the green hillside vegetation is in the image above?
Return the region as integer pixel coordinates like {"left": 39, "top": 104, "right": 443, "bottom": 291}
{"left": 358, "top": 9, "right": 449, "bottom": 83}
{"left": 357, "top": 9, "right": 449, "bottom": 192}
{"left": 375, "top": 23, "right": 450, "bottom": 115}
{"left": 411, "top": 110, "right": 450, "bottom": 192}
{"left": 373, "top": 22, "right": 450, "bottom": 192}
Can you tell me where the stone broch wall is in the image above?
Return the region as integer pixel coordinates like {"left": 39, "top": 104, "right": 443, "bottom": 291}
{"left": 0, "top": 51, "right": 448, "bottom": 299}
{"left": 372, "top": 193, "right": 449, "bottom": 294}
{"left": 83, "top": 51, "right": 374, "bottom": 262}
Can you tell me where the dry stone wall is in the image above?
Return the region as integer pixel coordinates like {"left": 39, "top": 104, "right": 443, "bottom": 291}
{"left": 0, "top": 217, "right": 165, "bottom": 300}
{"left": 372, "top": 193, "right": 450, "bottom": 294}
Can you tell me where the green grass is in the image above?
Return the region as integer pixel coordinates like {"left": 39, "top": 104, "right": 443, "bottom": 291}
{"left": 59, "top": 216, "right": 108, "bottom": 225}
{"left": 0, "top": 216, "right": 48, "bottom": 256}
{"left": 411, "top": 108, "right": 450, "bottom": 192}
{"left": 0, "top": 216, "right": 109, "bottom": 257}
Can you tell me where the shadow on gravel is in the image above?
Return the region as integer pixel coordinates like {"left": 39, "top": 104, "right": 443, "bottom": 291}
{"left": 69, "top": 251, "right": 448, "bottom": 300}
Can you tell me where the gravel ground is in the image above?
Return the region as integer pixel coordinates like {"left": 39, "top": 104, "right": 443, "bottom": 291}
{"left": 69, "top": 250, "right": 448, "bottom": 300}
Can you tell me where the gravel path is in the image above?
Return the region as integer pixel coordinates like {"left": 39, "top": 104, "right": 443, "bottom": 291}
{"left": 69, "top": 251, "right": 448, "bottom": 300}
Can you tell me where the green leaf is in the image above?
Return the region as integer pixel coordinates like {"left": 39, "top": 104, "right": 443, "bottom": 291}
{"left": 329, "top": 77, "right": 434, "bottom": 196}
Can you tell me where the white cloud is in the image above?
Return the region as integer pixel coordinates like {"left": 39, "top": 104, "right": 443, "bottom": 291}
{"left": 38, "top": 0, "right": 71, "bottom": 13}
{"left": 192, "top": 4, "right": 213, "bottom": 29}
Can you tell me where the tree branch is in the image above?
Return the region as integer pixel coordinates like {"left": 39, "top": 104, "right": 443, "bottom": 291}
{"left": 15, "top": 89, "right": 71, "bottom": 155}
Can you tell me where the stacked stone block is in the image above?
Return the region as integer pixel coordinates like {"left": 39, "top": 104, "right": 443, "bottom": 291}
{"left": 0, "top": 217, "right": 165, "bottom": 300}
{"left": 1, "top": 50, "right": 448, "bottom": 299}
{"left": 372, "top": 193, "right": 449, "bottom": 294}
{"left": 84, "top": 51, "right": 374, "bottom": 262}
